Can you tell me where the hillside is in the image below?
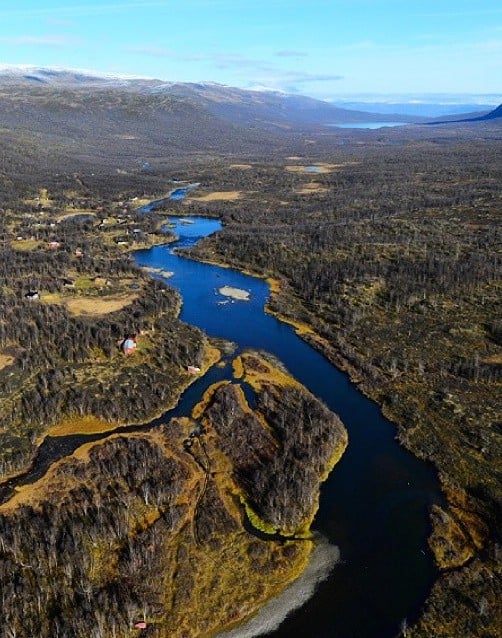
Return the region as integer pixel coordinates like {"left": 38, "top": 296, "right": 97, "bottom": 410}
{"left": 461, "top": 103, "right": 502, "bottom": 121}
{"left": 0, "top": 84, "right": 283, "bottom": 164}
{"left": 0, "top": 67, "right": 420, "bottom": 136}
{"left": 153, "top": 81, "right": 421, "bottom": 127}
{"left": 426, "top": 103, "right": 502, "bottom": 125}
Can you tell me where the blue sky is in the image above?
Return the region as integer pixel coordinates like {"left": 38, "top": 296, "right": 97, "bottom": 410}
{"left": 0, "top": 0, "right": 500, "bottom": 102}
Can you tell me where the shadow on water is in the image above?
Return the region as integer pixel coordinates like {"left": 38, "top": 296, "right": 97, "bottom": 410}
{"left": 2, "top": 214, "right": 443, "bottom": 638}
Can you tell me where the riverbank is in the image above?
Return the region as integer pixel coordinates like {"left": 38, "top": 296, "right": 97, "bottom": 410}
{"left": 0, "top": 338, "right": 222, "bottom": 505}
{"left": 42, "top": 343, "right": 221, "bottom": 438}
{"left": 216, "top": 536, "right": 340, "bottom": 638}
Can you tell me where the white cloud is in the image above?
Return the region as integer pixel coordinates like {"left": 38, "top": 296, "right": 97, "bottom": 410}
{"left": 0, "top": 2, "right": 169, "bottom": 19}
{"left": 275, "top": 50, "right": 309, "bottom": 58}
{"left": 287, "top": 72, "right": 344, "bottom": 84}
{"left": 0, "top": 34, "right": 83, "bottom": 47}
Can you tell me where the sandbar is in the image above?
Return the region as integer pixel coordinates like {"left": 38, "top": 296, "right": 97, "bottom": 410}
{"left": 218, "top": 286, "right": 250, "bottom": 301}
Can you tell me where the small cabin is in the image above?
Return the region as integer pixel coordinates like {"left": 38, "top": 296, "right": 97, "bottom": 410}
{"left": 187, "top": 365, "right": 201, "bottom": 374}
{"left": 122, "top": 337, "right": 137, "bottom": 355}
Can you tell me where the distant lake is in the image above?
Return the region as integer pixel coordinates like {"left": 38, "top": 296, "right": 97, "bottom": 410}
{"left": 330, "top": 122, "right": 409, "bottom": 129}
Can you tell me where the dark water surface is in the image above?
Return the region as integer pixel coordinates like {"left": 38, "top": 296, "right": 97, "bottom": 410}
{"left": 134, "top": 217, "right": 442, "bottom": 638}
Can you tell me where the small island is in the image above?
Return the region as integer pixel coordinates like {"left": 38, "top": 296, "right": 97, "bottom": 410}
{"left": 218, "top": 285, "right": 251, "bottom": 301}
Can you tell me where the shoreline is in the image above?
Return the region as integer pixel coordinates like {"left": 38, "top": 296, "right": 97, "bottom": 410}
{"left": 215, "top": 535, "right": 340, "bottom": 638}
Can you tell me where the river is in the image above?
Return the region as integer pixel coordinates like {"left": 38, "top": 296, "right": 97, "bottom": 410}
{"left": 0, "top": 214, "right": 441, "bottom": 637}
{"left": 136, "top": 184, "right": 200, "bottom": 212}
{"left": 133, "top": 216, "right": 442, "bottom": 638}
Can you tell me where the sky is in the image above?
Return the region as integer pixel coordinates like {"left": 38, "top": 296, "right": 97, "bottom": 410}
{"left": 0, "top": 0, "right": 501, "bottom": 103}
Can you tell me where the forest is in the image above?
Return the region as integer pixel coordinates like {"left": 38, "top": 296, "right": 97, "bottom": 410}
{"left": 0, "top": 96, "right": 500, "bottom": 636}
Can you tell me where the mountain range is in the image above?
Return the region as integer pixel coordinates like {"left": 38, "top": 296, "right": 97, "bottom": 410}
{"left": 426, "top": 103, "right": 502, "bottom": 125}
{"left": 0, "top": 67, "right": 423, "bottom": 127}
{"left": 0, "top": 67, "right": 500, "bottom": 175}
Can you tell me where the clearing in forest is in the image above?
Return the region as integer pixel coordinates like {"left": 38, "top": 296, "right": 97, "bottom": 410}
{"left": 66, "top": 294, "right": 139, "bottom": 316}
{"left": 0, "top": 353, "right": 15, "bottom": 371}
{"left": 41, "top": 293, "right": 139, "bottom": 316}
{"left": 296, "top": 182, "right": 329, "bottom": 194}
{"left": 188, "top": 191, "right": 242, "bottom": 201}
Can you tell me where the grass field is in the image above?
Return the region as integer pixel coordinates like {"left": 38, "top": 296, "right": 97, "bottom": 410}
{"left": 0, "top": 353, "right": 15, "bottom": 371}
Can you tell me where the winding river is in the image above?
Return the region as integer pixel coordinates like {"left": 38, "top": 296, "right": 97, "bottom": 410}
{"left": 0, "top": 214, "right": 442, "bottom": 637}
{"left": 133, "top": 217, "right": 442, "bottom": 638}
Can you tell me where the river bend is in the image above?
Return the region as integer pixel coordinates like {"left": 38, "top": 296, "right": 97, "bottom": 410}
{"left": 133, "top": 216, "right": 442, "bottom": 638}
